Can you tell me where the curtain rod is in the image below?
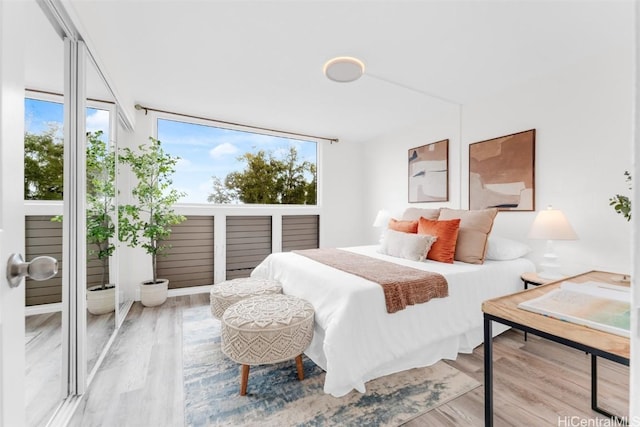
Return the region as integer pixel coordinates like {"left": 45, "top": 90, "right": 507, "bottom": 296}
{"left": 26, "top": 88, "right": 115, "bottom": 106}
{"left": 134, "top": 104, "right": 339, "bottom": 144}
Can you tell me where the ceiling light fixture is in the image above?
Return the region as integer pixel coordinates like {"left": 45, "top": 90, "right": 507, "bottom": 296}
{"left": 323, "top": 56, "right": 365, "bottom": 83}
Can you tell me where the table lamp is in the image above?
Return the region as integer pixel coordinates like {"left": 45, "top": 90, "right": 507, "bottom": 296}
{"left": 527, "top": 205, "right": 578, "bottom": 279}
{"left": 372, "top": 209, "right": 390, "bottom": 243}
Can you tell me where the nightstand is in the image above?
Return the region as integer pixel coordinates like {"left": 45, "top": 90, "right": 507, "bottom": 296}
{"left": 520, "top": 272, "right": 558, "bottom": 290}
{"left": 520, "top": 272, "right": 562, "bottom": 340}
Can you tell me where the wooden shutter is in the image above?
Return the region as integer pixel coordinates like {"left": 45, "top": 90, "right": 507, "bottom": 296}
{"left": 226, "top": 216, "right": 272, "bottom": 280}
{"left": 157, "top": 216, "right": 215, "bottom": 289}
{"left": 282, "top": 215, "right": 319, "bottom": 251}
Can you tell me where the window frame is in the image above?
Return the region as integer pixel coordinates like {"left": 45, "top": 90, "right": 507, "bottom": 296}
{"left": 151, "top": 110, "right": 323, "bottom": 208}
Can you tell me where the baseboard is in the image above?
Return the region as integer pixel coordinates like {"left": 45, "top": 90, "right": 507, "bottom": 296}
{"left": 167, "top": 284, "right": 213, "bottom": 298}
{"left": 25, "top": 302, "right": 62, "bottom": 316}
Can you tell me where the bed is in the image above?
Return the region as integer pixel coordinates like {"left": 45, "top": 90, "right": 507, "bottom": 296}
{"left": 252, "top": 244, "right": 535, "bottom": 397}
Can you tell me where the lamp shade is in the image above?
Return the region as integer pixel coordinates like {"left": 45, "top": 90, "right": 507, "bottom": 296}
{"left": 372, "top": 210, "right": 390, "bottom": 227}
{"left": 527, "top": 206, "right": 578, "bottom": 240}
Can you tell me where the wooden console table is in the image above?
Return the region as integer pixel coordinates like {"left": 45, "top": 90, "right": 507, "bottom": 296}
{"left": 482, "top": 270, "right": 630, "bottom": 426}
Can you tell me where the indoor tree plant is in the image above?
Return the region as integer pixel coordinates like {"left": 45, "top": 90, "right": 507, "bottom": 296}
{"left": 86, "top": 130, "right": 117, "bottom": 314}
{"left": 54, "top": 131, "right": 117, "bottom": 314}
{"left": 118, "top": 136, "right": 186, "bottom": 307}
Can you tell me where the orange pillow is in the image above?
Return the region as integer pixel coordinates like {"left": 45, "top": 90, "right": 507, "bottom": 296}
{"left": 388, "top": 218, "right": 418, "bottom": 233}
{"left": 417, "top": 217, "right": 461, "bottom": 263}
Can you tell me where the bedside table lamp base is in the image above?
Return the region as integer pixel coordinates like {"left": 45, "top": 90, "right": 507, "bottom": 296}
{"left": 538, "top": 251, "right": 563, "bottom": 280}
{"left": 538, "top": 240, "right": 564, "bottom": 279}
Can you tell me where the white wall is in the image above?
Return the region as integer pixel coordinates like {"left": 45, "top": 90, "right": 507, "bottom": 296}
{"left": 363, "top": 45, "right": 634, "bottom": 276}
{"left": 363, "top": 104, "right": 462, "bottom": 243}
{"left": 319, "top": 138, "right": 366, "bottom": 247}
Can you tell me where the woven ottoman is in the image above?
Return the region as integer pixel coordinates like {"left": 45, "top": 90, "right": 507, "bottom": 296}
{"left": 209, "top": 277, "right": 282, "bottom": 319}
{"left": 221, "top": 294, "right": 315, "bottom": 396}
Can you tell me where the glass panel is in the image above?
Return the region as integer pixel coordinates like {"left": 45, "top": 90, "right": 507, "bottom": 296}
{"left": 157, "top": 118, "right": 317, "bottom": 205}
{"left": 23, "top": 3, "right": 66, "bottom": 426}
{"left": 115, "top": 118, "right": 133, "bottom": 323}
{"left": 85, "top": 58, "right": 117, "bottom": 377}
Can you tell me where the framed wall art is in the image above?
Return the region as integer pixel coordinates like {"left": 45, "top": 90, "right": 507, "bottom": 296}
{"left": 468, "top": 129, "right": 535, "bottom": 211}
{"left": 408, "top": 139, "right": 448, "bottom": 203}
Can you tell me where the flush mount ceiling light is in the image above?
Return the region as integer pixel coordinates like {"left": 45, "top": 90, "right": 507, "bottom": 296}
{"left": 323, "top": 56, "right": 365, "bottom": 83}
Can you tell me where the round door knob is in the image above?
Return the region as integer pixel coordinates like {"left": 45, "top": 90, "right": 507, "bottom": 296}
{"left": 6, "top": 253, "right": 58, "bottom": 288}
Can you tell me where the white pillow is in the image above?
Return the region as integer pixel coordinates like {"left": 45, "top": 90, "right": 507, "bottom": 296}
{"left": 379, "top": 229, "right": 438, "bottom": 261}
{"left": 485, "top": 236, "right": 531, "bottom": 261}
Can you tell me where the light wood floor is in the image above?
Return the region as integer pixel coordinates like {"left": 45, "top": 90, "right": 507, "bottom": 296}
{"left": 25, "top": 310, "right": 115, "bottom": 427}
{"left": 69, "top": 295, "right": 629, "bottom": 427}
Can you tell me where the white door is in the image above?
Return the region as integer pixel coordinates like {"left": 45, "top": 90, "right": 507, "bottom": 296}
{"left": 0, "top": 2, "right": 27, "bottom": 425}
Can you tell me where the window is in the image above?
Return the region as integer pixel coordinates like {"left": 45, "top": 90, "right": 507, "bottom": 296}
{"left": 24, "top": 97, "right": 64, "bottom": 200}
{"left": 156, "top": 118, "right": 317, "bottom": 205}
{"left": 24, "top": 95, "right": 112, "bottom": 200}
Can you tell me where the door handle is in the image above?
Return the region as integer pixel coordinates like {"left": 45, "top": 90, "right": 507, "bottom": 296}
{"left": 6, "top": 253, "right": 58, "bottom": 288}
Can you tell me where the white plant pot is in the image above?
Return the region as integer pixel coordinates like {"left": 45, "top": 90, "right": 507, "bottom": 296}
{"left": 87, "top": 285, "right": 116, "bottom": 315}
{"left": 140, "top": 279, "right": 169, "bottom": 307}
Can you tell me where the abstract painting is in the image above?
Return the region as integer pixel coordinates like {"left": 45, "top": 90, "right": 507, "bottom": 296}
{"left": 469, "top": 129, "right": 535, "bottom": 211}
{"left": 408, "top": 139, "right": 448, "bottom": 203}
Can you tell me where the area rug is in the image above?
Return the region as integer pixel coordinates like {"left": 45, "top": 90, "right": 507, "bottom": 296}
{"left": 182, "top": 304, "right": 479, "bottom": 427}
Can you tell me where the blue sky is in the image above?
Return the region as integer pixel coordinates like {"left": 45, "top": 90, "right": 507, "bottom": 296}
{"left": 25, "top": 98, "right": 110, "bottom": 141}
{"left": 24, "top": 99, "right": 317, "bottom": 204}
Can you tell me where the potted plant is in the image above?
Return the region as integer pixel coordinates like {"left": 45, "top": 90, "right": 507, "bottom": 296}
{"left": 86, "top": 130, "right": 117, "bottom": 314}
{"left": 54, "top": 131, "right": 116, "bottom": 314}
{"left": 118, "top": 137, "right": 186, "bottom": 307}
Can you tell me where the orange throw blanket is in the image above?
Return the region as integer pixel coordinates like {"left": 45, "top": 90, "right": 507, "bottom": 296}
{"left": 294, "top": 248, "right": 448, "bottom": 314}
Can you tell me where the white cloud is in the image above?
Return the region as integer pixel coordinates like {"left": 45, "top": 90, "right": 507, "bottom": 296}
{"left": 86, "top": 109, "right": 110, "bottom": 134}
{"left": 209, "top": 142, "right": 238, "bottom": 159}
{"left": 175, "top": 157, "right": 192, "bottom": 170}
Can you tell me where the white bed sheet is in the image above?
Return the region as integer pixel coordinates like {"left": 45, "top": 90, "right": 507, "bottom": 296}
{"left": 251, "top": 245, "right": 535, "bottom": 397}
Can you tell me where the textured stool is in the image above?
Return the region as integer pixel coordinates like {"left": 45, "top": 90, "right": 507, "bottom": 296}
{"left": 221, "top": 294, "right": 315, "bottom": 396}
{"left": 209, "top": 277, "right": 282, "bottom": 319}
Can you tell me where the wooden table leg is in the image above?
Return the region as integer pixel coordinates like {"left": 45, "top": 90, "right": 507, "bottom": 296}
{"left": 295, "top": 355, "right": 304, "bottom": 380}
{"left": 240, "top": 364, "right": 250, "bottom": 396}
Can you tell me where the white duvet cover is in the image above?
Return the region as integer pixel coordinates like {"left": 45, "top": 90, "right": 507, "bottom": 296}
{"left": 251, "top": 245, "right": 535, "bottom": 397}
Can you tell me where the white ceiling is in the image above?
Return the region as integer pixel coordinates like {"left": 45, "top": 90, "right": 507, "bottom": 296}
{"left": 35, "top": 0, "right": 632, "bottom": 142}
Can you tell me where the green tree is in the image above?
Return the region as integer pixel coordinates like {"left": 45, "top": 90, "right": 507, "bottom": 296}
{"left": 226, "top": 150, "right": 282, "bottom": 204}
{"left": 207, "top": 176, "right": 238, "bottom": 204}
{"left": 52, "top": 130, "right": 116, "bottom": 288}
{"left": 86, "top": 130, "right": 116, "bottom": 287}
{"left": 24, "top": 125, "right": 64, "bottom": 200}
{"left": 305, "top": 163, "right": 317, "bottom": 205}
{"left": 208, "top": 147, "right": 316, "bottom": 204}
{"left": 278, "top": 147, "right": 309, "bottom": 204}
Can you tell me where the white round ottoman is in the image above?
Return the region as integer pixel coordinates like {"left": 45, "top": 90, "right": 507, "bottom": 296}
{"left": 209, "top": 277, "right": 282, "bottom": 319}
{"left": 221, "top": 294, "right": 315, "bottom": 396}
